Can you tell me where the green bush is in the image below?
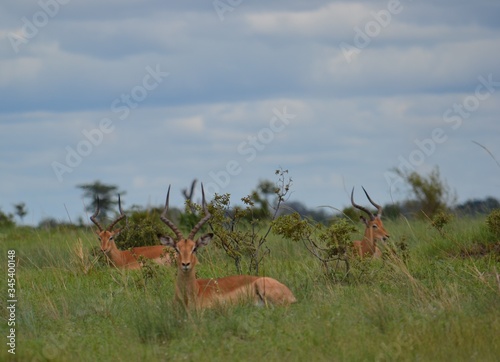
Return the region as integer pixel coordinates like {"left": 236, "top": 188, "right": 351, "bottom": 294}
{"left": 0, "top": 209, "right": 15, "bottom": 228}
{"left": 486, "top": 209, "right": 500, "bottom": 236}
{"left": 209, "top": 169, "right": 292, "bottom": 275}
{"left": 273, "top": 213, "right": 356, "bottom": 282}
{"left": 430, "top": 211, "right": 454, "bottom": 235}
{"left": 116, "top": 209, "right": 172, "bottom": 249}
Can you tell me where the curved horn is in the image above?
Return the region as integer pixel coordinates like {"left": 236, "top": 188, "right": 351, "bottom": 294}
{"left": 160, "top": 185, "right": 185, "bottom": 241}
{"left": 362, "top": 187, "right": 383, "bottom": 217}
{"left": 351, "top": 187, "right": 375, "bottom": 220}
{"left": 107, "top": 194, "right": 126, "bottom": 231}
{"left": 187, "top": 183, "right": 211, "bottom": 240}
{"left": 90, "top": 196, "right": 105, "bottom": 231}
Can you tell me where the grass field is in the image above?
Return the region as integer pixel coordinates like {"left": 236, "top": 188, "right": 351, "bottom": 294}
{"left": 1, "top": 216, "right": 499, "bottom": 361}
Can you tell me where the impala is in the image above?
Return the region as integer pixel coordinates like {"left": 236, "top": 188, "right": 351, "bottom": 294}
{"left": 159, "top": 184, "right": 297, "bottom": 309}
{"left": 351, "top": 187, "right": 390, "bottom": 258}
{"left": 91, "top": 195, "right": 172, "bottom": 269}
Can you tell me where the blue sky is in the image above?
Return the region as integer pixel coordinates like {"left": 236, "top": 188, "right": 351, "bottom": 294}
{"left": 1, "top": 0, "right": 499, "bottom": 225}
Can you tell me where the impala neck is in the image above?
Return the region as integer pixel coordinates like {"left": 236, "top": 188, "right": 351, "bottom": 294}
{"left": 105, "top": 242, "right": 128, "bottom": 267}
{"left": 176, "top": 267, "right": 200, "bottom": 308}
{"left": 363, "top": 226, "right": 376, "bottom": 251}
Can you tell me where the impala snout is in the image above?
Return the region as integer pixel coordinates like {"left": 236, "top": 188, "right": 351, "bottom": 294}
{"left": 378, "top": 228, "right": 390, "bottom": 242}
{"left": 101, "top": 244, "right": 111, "bottom": 253}
{"left": 97, "top": 231, "right": 115, "bottom": 253}
{"left": 181, "top": 262, "right": 191, "bottom": 272}
{"left": 374, "top": 231, "right": 389, "bottom": 243}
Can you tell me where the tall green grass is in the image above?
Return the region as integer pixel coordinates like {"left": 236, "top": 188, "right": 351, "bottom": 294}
{"left": 0, "top": 216, "right": 499, "bottom": 361}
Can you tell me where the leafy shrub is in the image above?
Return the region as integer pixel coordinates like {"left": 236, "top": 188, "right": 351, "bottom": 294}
{"left": 273, "top": 213, "right": 356, "bottom": 282}
{"left": 116, "top": 209, "right": 173, "bottom": 249}
{"left": 430, "top": 211, "right": 454, "bottom": 235}
{"left": 0, "top": 209, "right": 15, "bottom": 228}
{"left": 392, "top": 166, "right": 456, "bottom": 218}
{"left": 209, "top": 169, "right": 292, "bottom": 274}
{"left": 486, "top": 209, "right": 500, "bottom": 236}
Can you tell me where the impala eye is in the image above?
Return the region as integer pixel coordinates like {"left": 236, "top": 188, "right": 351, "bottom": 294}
{"left": 372, "top": 225, "right": 378, "bottom": 229}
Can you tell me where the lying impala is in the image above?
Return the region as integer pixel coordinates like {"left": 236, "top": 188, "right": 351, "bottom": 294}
{"left": 91, "top": 195, "right": 172, "bottom": 269}
{"left": 351, "top": 187, "right": 390, "bottom": 258}
{"left": 159, "top": 185, "right": 297, "bottom": 309}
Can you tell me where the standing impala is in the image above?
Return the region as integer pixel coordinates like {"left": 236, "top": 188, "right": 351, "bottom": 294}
{"left": 351, "top": 187, "right": 390, "bottom": 258}
{"left": 91, "top": 195, "right": 172, "bottom": 269}
{"left": 159, "top": 184, "right": 297, "bottom": 309}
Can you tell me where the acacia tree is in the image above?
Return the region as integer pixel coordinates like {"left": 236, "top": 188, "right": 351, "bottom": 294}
{"left": 13, "top": 202, "right": 27, "bottom": 224}
{"left": 77, "top": 181, "right": 126, "bottom": 222}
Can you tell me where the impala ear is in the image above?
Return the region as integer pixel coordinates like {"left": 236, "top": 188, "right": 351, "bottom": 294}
{"left": 196, "top": 233, "right": 213, "bottom": 249}
{"left": 359, "top": 216, "right": 368, "bottom": 226}
{"left": 159, "top": 235, "right": 176, "bottom": 248}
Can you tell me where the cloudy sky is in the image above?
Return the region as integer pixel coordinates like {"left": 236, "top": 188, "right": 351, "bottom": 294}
{"left": 1, "top": 0, "right": 499, "bottom": 225}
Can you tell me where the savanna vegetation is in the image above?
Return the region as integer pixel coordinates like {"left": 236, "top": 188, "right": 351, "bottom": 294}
{"left": 1, "top": 169, "right": 499, "bottom": 361}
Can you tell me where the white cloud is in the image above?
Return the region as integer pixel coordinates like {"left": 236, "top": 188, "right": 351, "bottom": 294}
{"left": 0, "top": 56, "right": 43, "bottom": 86}
{"left": 1, "top": 1, "right": 500, "bottom": 225}
{"left": 170, "top": 115, "right": 205, "bottom": 133}
{"left": 245, "top": 3, "right": 367, "bottom": 36}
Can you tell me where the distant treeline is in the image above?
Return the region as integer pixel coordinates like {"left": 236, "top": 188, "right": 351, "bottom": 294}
{"left": 2, "top": 168, "right": 499, "bottom": 229}
{"left": 1, "top": 196, "right": 497, "bottom": 230}
{"left": 280, "top": 196, "right": 500, "bottom": 224}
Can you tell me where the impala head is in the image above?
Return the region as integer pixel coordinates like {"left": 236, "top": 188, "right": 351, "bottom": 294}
{"left": 159, "top": 184, "right": 213, "bottom": 273}
{"left": 90, "top": 195, "right": 126, "bottom": 253}
{"left": 351, "top": 187, "right": 390, "bottom": 242}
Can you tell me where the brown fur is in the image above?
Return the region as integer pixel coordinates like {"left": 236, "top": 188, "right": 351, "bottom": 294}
{"left": 352, "top": 216, "right": 389, "bottom": 258}
{"left": 161, "top": 236, "right": 297, "bottom": 309}
{"left": 96, "top": 229, "right": 172, "bottom": 270}
{"left": 351, "top": 187, "right": 390, "bottom": 259}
